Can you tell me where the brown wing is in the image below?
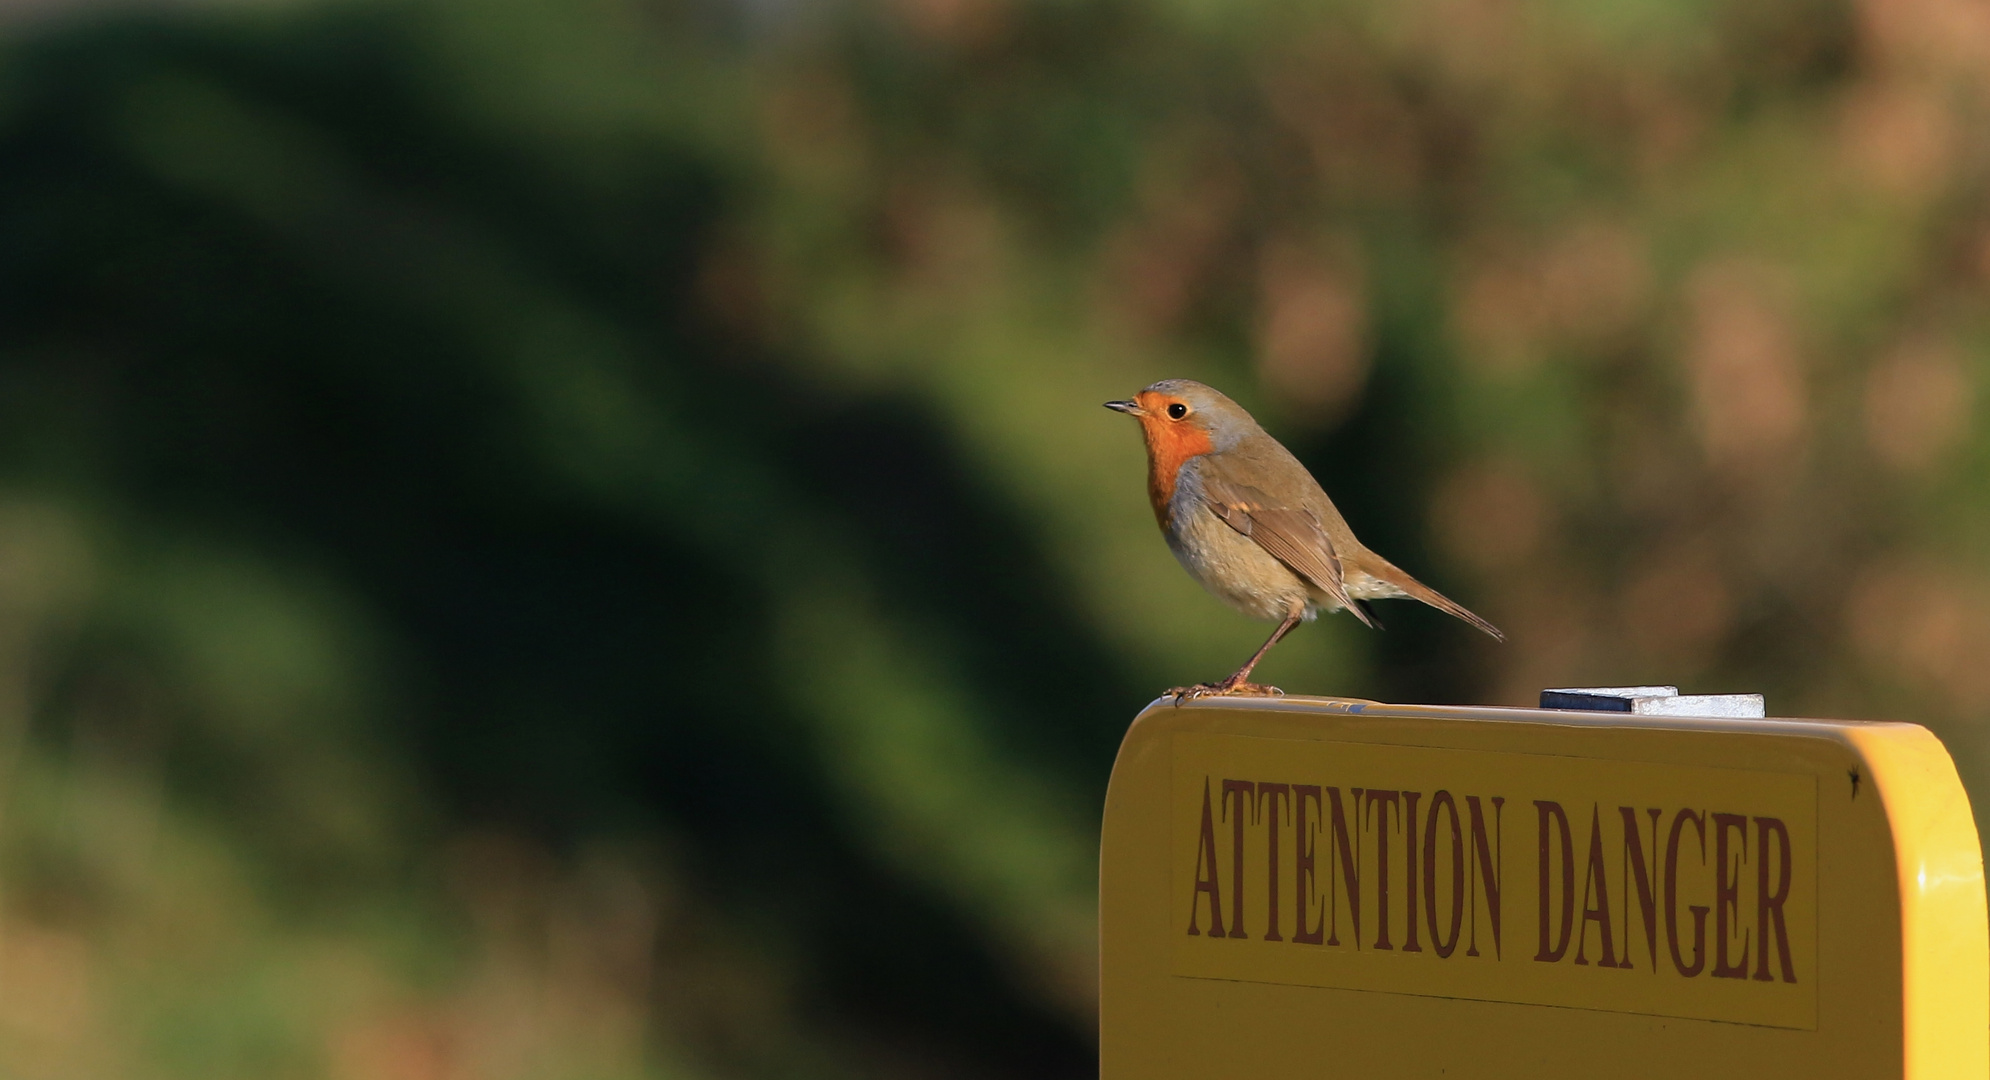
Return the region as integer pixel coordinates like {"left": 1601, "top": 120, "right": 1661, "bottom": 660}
{"left": 1198, "top": 471, "right": 1374, "bottom": 628}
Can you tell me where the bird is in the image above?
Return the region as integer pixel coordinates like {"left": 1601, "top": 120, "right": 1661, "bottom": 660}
{"left": 1105, "top": 379, "right": 1501, "bottom": 701}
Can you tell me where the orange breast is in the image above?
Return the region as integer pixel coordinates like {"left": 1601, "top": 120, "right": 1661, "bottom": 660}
{"left": 1136, "top": 393, "right": 1214, "bottom": 529}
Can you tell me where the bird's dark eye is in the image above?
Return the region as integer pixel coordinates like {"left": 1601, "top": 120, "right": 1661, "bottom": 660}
{"left": 1167, "top": 402, "right": 1188, "bottom": 420}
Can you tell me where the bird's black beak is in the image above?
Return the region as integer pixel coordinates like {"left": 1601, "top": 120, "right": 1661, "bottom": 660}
{"left": 1103, "top": 399, "right": 1144, "bottom": 416}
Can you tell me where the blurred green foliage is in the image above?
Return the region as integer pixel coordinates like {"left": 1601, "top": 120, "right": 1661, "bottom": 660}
{"left": 0, "top": 0, "right": 1986, "bottom": 1075}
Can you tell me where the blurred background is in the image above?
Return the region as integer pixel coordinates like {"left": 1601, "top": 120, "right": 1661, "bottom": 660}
{"left": 0, "top": 0, "right": 1986, "bottom": 1074}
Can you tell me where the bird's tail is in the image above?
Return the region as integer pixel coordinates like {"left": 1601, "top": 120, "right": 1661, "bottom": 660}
{"left": 1348, "top": 553, "right": 1505, "bottom": 641}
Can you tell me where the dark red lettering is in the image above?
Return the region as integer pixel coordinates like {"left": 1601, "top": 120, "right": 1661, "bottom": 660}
{"left": 1222, "top": 780, "right": 1254, "bottom": 939}
{"left": 1366, "top": 790, "right": 1401, "bottom": 949}
{"left": 1620, "top": 807, "right": 1661, "bottom": 971}
{"left": 1665, "top": 809, "right": 1708, "bottom": 977}
{"left": 1402, "top": 790, "right": 1423, "bottom": 952}
{"left": 1713, "top": 812, "right": 1750, "bottom": 978}
{"left": 1754, "top": 816, "right": 1796, "bottom": 983}
{"left": 1188, "top": 779, "right": 1225, "bottom": 937}
{"left": 1258, "top": 783, "right": 1291, "bottom": 941}
{"left": 1534, "top": 801, "right": 1575, "bottom": 962}
{"left": 1293, "top": 786, "right": 1325, "bottom": 945}
{"left": 1425, "top": 790, "right": 1465, "bottom": 958}
{"left": 1325, "top": 787, "right": 1361, "bottom": 947}
{"left": 1467, "top": 795, "right": 1503, "bottom": 958}
{"left": 1574, "top": 805, "right": 1619, "bottom": 967}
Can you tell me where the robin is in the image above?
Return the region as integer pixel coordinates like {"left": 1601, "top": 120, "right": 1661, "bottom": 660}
{"left": 1106, "top": 379, "right": 1501, "bottom": 701}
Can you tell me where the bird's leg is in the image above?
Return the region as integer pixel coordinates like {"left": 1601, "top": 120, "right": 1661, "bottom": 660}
{"left": 1223, "top": 613, "right": 1299, "bottom": 688}
{"left": 1169, "top": 611, "right": 1302, "bottom": 704}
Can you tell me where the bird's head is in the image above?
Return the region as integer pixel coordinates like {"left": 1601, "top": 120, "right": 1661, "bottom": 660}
{"left": 1103, "top": 379, "right": 1258, "bottom": 455}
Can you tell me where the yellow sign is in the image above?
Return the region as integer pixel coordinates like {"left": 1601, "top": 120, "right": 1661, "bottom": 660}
{"left": 1102, "top": 698, "right": 1987, "bottom": 1079}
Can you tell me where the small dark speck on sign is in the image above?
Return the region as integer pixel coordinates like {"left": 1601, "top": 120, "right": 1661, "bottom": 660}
{"left": 1850, "top": 769, "right": 1861, "bottom": 799}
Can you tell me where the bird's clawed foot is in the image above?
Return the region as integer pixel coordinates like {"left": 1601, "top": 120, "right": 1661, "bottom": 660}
{"left": 1167, "top": 678, "right": 1284, "bottom": 705}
